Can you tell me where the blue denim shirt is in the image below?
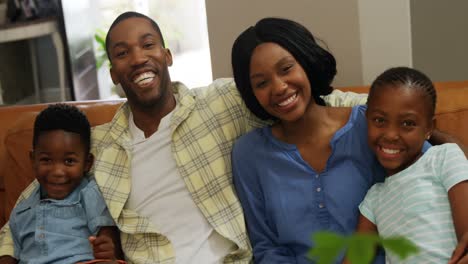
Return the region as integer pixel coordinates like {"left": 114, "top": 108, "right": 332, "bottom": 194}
{"left": 9, "top": 177, "right": 115, "bottom": 264}
{"left": 232, "top": 106, "right": 385, "bottom": 264}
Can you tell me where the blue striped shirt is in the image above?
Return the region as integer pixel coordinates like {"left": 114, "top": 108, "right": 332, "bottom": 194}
{"left": 360, "top": 143, "right": 468, "bottom": 263}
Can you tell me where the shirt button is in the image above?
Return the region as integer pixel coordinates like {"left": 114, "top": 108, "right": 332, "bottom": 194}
{"left": 315, "top": 174, "right": 320, "bottom": 178}
{"left": 38, "top": 233, "right": 45, "bottom": 239}
{"left": 38, "top": 226, "right": 44, "bottom": 230}
{"left": 318, "top": 203, "right": 325, "bottom": 208}
{"left": 316, "top": 187, "right": 321, "bottom": 192}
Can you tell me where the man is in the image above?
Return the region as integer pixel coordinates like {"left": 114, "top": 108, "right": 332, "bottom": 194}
{"left": 0, "top": 12, "right": 368, "bottom": 264}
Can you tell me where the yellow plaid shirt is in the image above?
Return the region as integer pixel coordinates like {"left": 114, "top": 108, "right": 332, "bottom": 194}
{"left": 0, "top": 79, "right": 367, "bottom": 263}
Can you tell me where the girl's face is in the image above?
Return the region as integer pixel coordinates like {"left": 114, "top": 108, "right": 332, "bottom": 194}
{"left": 366, "top": 84, "right": 434, "bottom": 176}
{"left": 249, "top": 42, "right": 312, "bottom": 122}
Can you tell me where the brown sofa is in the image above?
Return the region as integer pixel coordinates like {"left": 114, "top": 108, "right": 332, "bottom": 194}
{"left": 0, "top": 82, "right": 467, "bottom": 227}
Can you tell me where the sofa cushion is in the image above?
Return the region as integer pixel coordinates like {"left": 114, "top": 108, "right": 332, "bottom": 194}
{"left": 4, "top": 127, "right": 34, "bottom": 221}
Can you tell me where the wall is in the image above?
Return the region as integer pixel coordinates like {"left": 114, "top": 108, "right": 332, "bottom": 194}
{"left": 358, "top": 0, "right": 412, "bottom": 85}
{"left": 410, "top": 0, "right": 468, "bottom": 82}
{"left": 206, "top": 1, "right": 467, "bottom": 87}
{"left": 205, "top": 0, "right": 364, "bottom": 87}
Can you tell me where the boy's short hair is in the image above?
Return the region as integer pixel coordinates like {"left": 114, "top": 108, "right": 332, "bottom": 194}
{"left": 33, "top": 104, "right": 91, "bottom": 153}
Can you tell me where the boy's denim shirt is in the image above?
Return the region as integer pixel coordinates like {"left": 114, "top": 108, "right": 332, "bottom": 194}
{"left": 9, "top": 177, "right": 115, "bottom": 264}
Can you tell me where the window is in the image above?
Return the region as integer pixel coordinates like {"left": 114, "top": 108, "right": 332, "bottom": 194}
{"left": 95, "top": 0, "right": 213, "bottom": 98}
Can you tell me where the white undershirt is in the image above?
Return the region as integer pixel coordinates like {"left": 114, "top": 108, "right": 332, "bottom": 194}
{"left": 126, "top": 104, "right": 234, "bottom": 264}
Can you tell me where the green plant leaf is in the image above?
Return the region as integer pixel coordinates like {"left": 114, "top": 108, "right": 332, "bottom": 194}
{"left": 93, "top": 30, "right": 111, "bottom": 69}
{"left": 346, "top": 234, "right": 380, "bottom": 264}
{"left": 381, "top": 237, "right": 419, "bottom": 259}
{"left": 309, "top": 231, "right": 420, "bottom": 264}
{"left": 95, "top": 56, "right": 105, "bottom": 69}
{"left": 94, "top": 33, "right": 105, "bottom": 47}
{"left": 308, "top": 232, "right": 347, "bottom": 264}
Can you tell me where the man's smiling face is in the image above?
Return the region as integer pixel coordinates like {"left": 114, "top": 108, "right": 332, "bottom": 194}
{"left": 108, "top": 17, "right": 173, "bottom": 109}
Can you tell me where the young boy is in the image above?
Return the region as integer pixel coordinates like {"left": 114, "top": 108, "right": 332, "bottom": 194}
{"left": 7, "top": 104, "right": 124, "bottom": 263}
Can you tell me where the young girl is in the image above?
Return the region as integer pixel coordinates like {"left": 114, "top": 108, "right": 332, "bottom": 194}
{"left": 357, "top": 67, "right": 468, "bottom": 263}
{"left": 231, "top": 17, "right": 386, "bottom": 263}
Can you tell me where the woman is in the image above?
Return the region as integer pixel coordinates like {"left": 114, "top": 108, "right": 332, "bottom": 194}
{"left": 231, "top": 17, "right": 385, "bottom": 263}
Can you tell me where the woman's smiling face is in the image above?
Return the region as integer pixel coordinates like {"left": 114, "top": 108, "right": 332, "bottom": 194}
{"left": 249, "top": 42, "right": 313, "bottom": 123}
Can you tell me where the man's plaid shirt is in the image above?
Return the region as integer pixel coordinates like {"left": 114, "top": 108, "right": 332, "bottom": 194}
{"left": 0, "top": 79, "right": 367, "bottom": 263}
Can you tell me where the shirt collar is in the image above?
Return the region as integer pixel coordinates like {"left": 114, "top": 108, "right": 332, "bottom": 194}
{"left": 129, "top": 94, "right": 179, "bottom": 143}
{"left": 15, "top": 178, "right": 90, "bottom": 214}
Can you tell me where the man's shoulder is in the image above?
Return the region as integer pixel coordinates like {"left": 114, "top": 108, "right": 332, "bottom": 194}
{"left": 191, "top": 78, "right": 239, "bottom": 98}
{"left": 91, "top": 103, "right": 129, "bottom": 143}
{"left": 91, "top": 122, "right": 114, "bottom": 149}
{"left": 92, "top": 121, "right": 114, "bottom": 137}
{"left": 187, "top": 78, "right": 248, "bottom": 116}
{"left": 323, "top": 89, "right": 368, "bottom": 107}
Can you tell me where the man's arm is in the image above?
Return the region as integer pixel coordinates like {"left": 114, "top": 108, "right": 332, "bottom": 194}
{"left": 0, "top": 181, "right": 39, "bottom": 260}
{"left": 322, "top": 89, "right": 368, "bottom": 107}
{"left": 430, "top": 129, "right": 467, "bottom": 157}
{"left": 323, "top": 88, "right": 468, "bottom": 157}
{"left": 0, "top": 224, "right": 15, "bottom": 261}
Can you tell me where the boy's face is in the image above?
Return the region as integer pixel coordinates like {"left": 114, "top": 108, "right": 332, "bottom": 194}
{"left": 31, "top": 130, "right": 93, "bottom": 200}
{"left": 366, "top": 85, "right": 433, "bottom": 176}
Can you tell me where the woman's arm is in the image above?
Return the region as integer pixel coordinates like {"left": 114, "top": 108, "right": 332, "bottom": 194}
{"left": 232, "top": 143, "right": 297, "bottom": 263}
{"left": 430, "top": 129, "right": 467, "bottom": 157}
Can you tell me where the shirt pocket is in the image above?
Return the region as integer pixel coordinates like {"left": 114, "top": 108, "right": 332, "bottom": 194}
{"left": 51, "top": 204, "right": 85, "bottom": 219}
{"left": 48, "top": 205, "right": 89, "bottom": 237}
